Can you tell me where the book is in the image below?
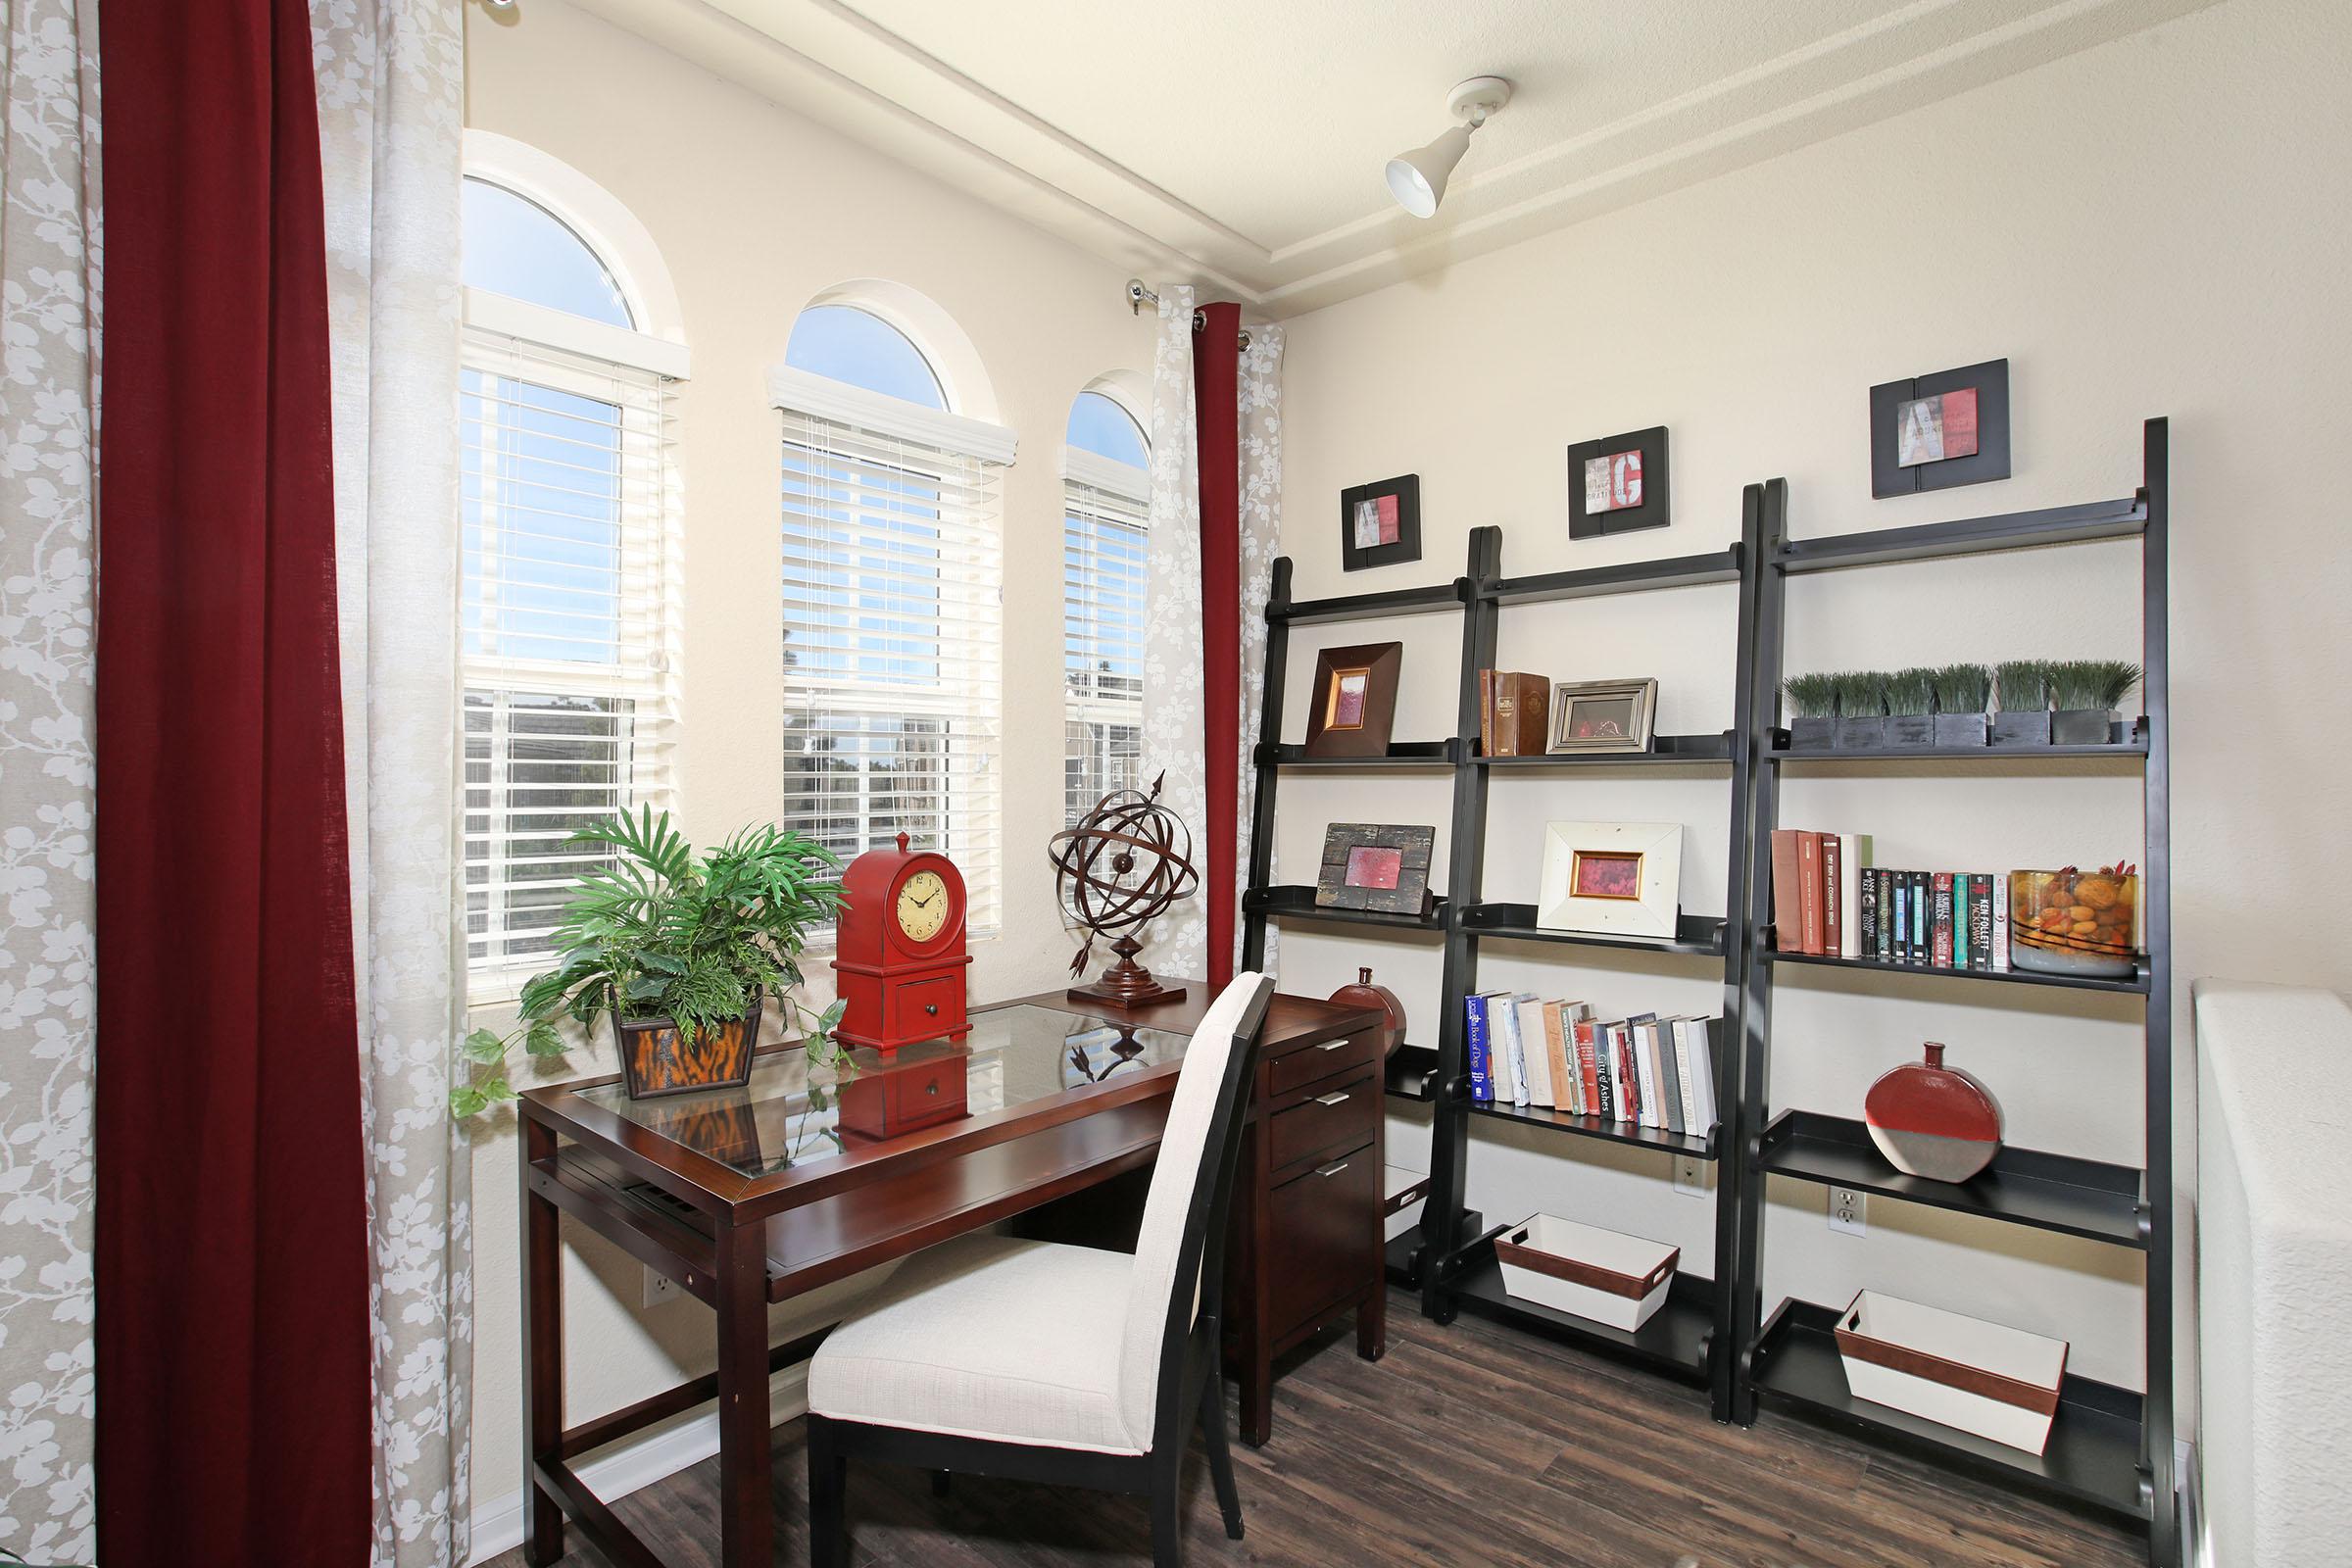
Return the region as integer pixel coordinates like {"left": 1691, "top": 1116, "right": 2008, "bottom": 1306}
{"left": 1653, "top": 1017, "right": 1687, "bottom": 1135}
{"left": 1490, "top": 673, "right": 1549, "bottom": 758}
{"left": 1542, "top": 1003, "right": 1575, "bottom": 1113}
{"left": 1770, "top": 829, "right": 1803, "bottom": 952}
{"left": 1858, "top": 865, "right": 1880, "bottom": 959}
{"left": 1932, "top": 872, "right": 1955, "bottom": 968}
{"left": 1669, "top": 1017, "right": 1699, "bottom": 1132}
{"left": 1910, "top": 870, "right": 1929, "bottom": 961}
{"left": 1796, "top": 832, "right": 1825, "bottom": 956}
{"left": 1953, "top": 874, "right": 1972, "bottom": 970}
{"left": 1681, "top": 1018, "right": 1718, "bottom": 1133}
{"left": 1967, "top": 874, "right": 1994, "bottom": 970}
{"left": 1573, "top": 1012, "right": 1601, "bottom": 1115}
{"left": 1876, "top": 869, "right": 1893, "bottom": 961}
{"left": 1627, "top": 1012, "right": 1660, "bottom": 1129}
{"left": 1838, "top": 834, "right": 1869, "bottom": 958}
{"left": 1591, "top": 1020, "right": 1617, "bottom": 1121}
{"left": 1891, "top": 873, "right": 1909, "bottom": 964}
{"left": 1491, "top": 991, "right": 1530, "bottom": 1105}
{"left": 1516, "top": 996, "right": 1554, "bottom": 1107}
{"left": 1822, "top": 834, "right": 1842, "bottom": 958}
{"left": 1465, "top": 994, "right": 1493, "bottom": 1102}
{"left": 1991, "top": 870, "right": 2012, "bottom": 970}
{"left": 1615, "top": 1022, "right": 1642, "bottom": 1125}
{"left": 1478, "top": 668, "right": 1494, "bottom": 759}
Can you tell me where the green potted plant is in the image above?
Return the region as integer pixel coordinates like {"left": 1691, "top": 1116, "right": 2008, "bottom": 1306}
{"left": 1991, "top": 659, "right": 2052, "bottom": 747}
{"left": 1834, "top": 670, "right": 1886, "bottom": 750}
{"left": 1782, "top": 672, "right": 1839, "bottom": 751}
{"left": 2048, "top": 660, "right": 2140, "bottom": 747}
{"left": 1931, "top": 663, "right": 1991, "bottom": 748}
{"left": 452, "top": 808, "right": 848, "bottom": 1115}
{"left": 1882, "top": 667, "right": 1936, "bottom": 748}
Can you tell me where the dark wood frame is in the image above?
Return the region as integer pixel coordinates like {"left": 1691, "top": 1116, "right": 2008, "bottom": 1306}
{"left": 1339, "top": 473, "right": 1421, "bottom": 571}
{"left": 1567, "top": 425, "right": 1670, "bottom": 539}
{"left": 808, "top": 978, "right": 1276, "bottom": 1568}
{"left": 1870, "top": 358, "right": 2013, "bottom": 498}
{"left": 1302, "top": 641, "right": 1402, "bottom": 758}
{"left": 1312, "top": 822, "right": 1435, "bottom": 915}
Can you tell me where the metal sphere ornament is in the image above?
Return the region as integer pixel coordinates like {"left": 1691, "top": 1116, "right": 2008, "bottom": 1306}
{"left": 1048, "top": 772, "right": 1200, "bottom": 1009}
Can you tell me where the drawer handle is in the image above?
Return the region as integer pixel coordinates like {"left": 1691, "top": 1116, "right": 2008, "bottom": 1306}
{"left": 925, "top": 1082, "right": 939, "bottom": 1096}
{"left": 1312, "top": 1091, "right": 1351, "bottom": 1106}
{"left": 1313, "top": 1159, "right": 1350, "bottom": 1179}
{"left": 924, "top": 1004, "right": 939, "bottom": 1016}
{"left": 1316, "top": 1040, "right": 1348, "bottom": 1052}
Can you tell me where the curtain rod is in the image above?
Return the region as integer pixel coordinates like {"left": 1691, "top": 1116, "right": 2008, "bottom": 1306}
{"left": 1126, "top": 279, "right": 1251, "bottom": 351}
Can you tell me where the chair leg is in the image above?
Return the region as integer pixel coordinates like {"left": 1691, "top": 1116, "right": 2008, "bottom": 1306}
{"left": 1199, "top": 1369, "right": 1244, "bottom": 1541}
{"left": 808, "top": 1415, "right": 849, "bottom": 1568}
{"left": 1150, "top": 1462, "right": 1185, "bottom": 1568}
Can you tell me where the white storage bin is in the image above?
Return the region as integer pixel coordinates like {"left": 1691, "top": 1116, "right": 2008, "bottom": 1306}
{"left": 1834, "top": 1290, "right": 2067, "bottom": 1455}
{"left": 1384, "top": 1165, "right": 1429, "bottom": 1243}
{"left": 1494, "top": 1213, "right": 1677, "bottom": 1332}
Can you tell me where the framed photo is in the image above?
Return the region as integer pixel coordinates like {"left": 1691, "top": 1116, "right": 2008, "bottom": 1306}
{"left": 1567, "top": 425, "right": 1670, "bottom": 540}
{"left": 1303, "top": 642, "right": 1402, "bottom": 758}
{"left": 1547, "top": 677, "right": 1659, "bottom": 755}
{"left": 1870, "top": 359, "right": 2011, "bottom": 497}
{"left": 1536, "top": 820, "right": 1682, "bottom": 940}
{"left": 1314, "top": 823, "right": 1436, "bottom": 916}
{"left": 1340, "top": 474, "right": 1421, "bottom": 571}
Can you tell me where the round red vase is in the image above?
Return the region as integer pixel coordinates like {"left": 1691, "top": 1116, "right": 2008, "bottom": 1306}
{"left": 1328, "top": 966, "right": 1406, "bottom": 1057}
{"left": 1863, "top": 1042, "right": 2002, "bottom": 1183}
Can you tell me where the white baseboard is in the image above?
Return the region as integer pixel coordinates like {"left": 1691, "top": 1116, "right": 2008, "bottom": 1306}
{"left": 467, "top": 1366, "right": 810, "bottom": 1565}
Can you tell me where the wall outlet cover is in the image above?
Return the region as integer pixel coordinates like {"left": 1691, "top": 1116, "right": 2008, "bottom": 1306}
{"left": 1829, "top": 1186, "right": 1867, "bottom": 1235}
{"left": 644, "top": 1264, "right": 681, "bottom": 1307}
{"left": 1673, "top": 1156, "right": 1707, "bottom": 1197}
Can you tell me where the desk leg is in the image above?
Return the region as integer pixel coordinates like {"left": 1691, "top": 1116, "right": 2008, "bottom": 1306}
{"left": 715, "top": 1219, "right": 773, "bottom": 1568}
{"left": 521, "top": 1114, "right": 564, "bottom": 1566}
{"left": 1359, "top": 1089, "right": 1389, "bottom": 1362}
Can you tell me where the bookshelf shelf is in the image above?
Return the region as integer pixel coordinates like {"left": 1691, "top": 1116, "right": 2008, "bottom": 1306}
{"left": 1749, "top": 1298, "right": 2149, "bottom": 1523}
{"left": 1451, "top": 1247, "right": 1715, "bottom": 1383}
{"left": 1469, "top": 1099, "right": 1718, "bottom": 1160}
{"left": 1755, "top": 1111, "right": 2144, "bottom": 1248}
{"left": 1762, "top": 948, "right": 2152, "bottom": 996}
{"left": 1271, "top": 578, "right": 1470, "bottom": 625}
{"left": 1256, "top": 739, "right": 1459, "bottom": 768}
{"left": 1385, "top": 1043, "right": 1441, "bottom": 1102}
{"left": 1493, "top": 547, "right": 1742, "bottom": 605}
{"left": 1480, "top": 731, "right": 1734, "bottom": 767}
{"left": 1460, "top": 904, "right": 1727, "bottom": 957}
{"left": 1243, "top": 884, "right": 1447, "bottom": 932}
{"left": 1767, "top": 737, "right": 2148, "bottom": 763}
{"left": 1772, "top": 496, "right": 2147, "bottom": 573}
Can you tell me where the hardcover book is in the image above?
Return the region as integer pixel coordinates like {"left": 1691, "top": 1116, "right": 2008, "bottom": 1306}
{"left": 1516, "top": 996, "right": 1554, "bottom": 1107}
{"left": 1489, "top": 672, "right": 1550, "bottom": 758}
{"left": 1543, "top": 1003, "right": 1575, "bottom": 1113}
{"left": 1628, "top": 1012, "right": 1661, "bottom": 1130}
{"left": 1967, "top": 875, "right": 1995, "bottom": 970}
{"left": 1493, "top": 991, "right": 1530, "bottom": 1105}
{"left": 1771, "top": 829, "right": 1803, "bottom": 952}
{"left": 1654, "top": 1017, "right": 1687, "bottom": 1135}
{"left": 1797, "top": 833, "right": 1826, "bottom": 956}
{"left": 1591, "top": 1020, "right": 1617, "bottom": 1121}
{"left": 1683, "top": 1018, "right": 1718, "bottom": 1133}
{"left": 1932, "top": 872, "right": 1955, "bottom": 968}
{"left": 1465, "top": 994, "right": 1493, "bottom": 1102}
{"left": 1822, "top": 834, "right": 1842, "bottom": 958}
{"left": 1574, "top": 1013, "right": 1602, "bottom": 1115}
{"left": 1858, "top": 866, "right": 1880, "bottom": 958}
{"left": 1838, "top": 833, "right": 1871, "bottom": 958}
{"left": 1478, "top": 668, "right": 1494, "bottom": 760}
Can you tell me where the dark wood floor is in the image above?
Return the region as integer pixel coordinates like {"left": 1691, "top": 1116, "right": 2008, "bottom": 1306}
{"left": 490, "top": 1287, "right": 2145, "bottom": 1568}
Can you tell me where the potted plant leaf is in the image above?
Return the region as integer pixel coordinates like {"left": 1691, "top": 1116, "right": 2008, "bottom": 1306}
{"left": 1931, "top": 663, "right": 1990, "bottom": 748}
{"left": 1783, "top": 672, "right": 1839, "bottom": 751}
{"left": 2049, "top": 659, "right": 2140, "bottom": 747}
{"left": 1883, "top": 667, "right": 1936, "bottom": 748}
{"left": 1834, "top": 670, "right": 1886, "bottom": 750}
{"left": 1991, "top": 659, "right": 2052, "bottom": 747}
{"left": 452, "top": 808, "right": 849, "bottom": 1116}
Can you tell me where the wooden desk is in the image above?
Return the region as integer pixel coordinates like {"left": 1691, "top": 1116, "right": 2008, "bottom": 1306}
{"left": 517, "top": 986, "right": 1379, "bottom": 1568}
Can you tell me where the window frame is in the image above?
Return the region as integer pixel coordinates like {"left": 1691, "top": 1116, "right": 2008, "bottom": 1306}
{"left": 1059, "top": 417, "right": 1152, "bottom": 826}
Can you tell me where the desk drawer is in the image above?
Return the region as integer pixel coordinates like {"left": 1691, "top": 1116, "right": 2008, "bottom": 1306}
{"left": 1268, "top": 1140, "right": 1378, "bottom": 1331}
{"left": 1269, "top": 1069, "right": 1378, "bottom": 1171}
{"left": 1268, "top": 1029, "right": 1377, "bottom": 1098}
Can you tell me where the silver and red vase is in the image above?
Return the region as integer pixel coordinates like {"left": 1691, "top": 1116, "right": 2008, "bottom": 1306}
{"left": 1863, "top": 1042, "right": 2002, "bottom": 1183}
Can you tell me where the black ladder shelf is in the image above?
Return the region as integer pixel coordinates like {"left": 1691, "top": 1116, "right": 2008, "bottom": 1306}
{"left": 1242, "top": 494, "right": 1767, "bottom": 1422}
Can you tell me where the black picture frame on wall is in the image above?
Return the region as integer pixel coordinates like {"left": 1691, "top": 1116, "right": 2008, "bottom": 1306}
{"left": 1339, "top": 473, "right": 1421, "bottom": 571}
{"left": 1870, "top": 358, "right": 2012, "bottom": 498}
{"left": 1566, "top": 425, "right": 1670, "bottom": 539}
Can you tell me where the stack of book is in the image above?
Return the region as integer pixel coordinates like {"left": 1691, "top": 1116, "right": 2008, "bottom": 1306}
{"left": 1477, "top": 669, "right": 1548, "bottom": 757}
{"left": 1769, "top": 828, "right": 2010, "bottom": 970}
{"left": 1463, "top": 994, "right": 1719, "bottom": 1138}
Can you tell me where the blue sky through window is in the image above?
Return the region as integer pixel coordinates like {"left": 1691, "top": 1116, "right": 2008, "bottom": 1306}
{"left": 785, "top": 306, "right": 946, "bottom": 408}
{"left": 462, "top": 178, "right": 634, "bottom": 328}
{"left": 1066, "top": 390, "right": 1148, "bottom": 467}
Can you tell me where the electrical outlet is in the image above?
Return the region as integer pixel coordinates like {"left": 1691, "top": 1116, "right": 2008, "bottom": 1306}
{"left": 1673, "top": 1155, "right": 1707, "bottom": 1197}
{"left": 1829, "top": 1186, "right": 1867, "bottom": 1236}
{"left": 644, "top": 1265, "right": 682, "bottom": 1307}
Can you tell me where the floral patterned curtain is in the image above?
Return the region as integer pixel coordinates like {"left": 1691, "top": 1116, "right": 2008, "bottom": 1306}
{"left": 309, "top": 2, "right": 470, "bottom": 1563}
{"left": 0, "top": 2, "right": 99, "bottom": 1560}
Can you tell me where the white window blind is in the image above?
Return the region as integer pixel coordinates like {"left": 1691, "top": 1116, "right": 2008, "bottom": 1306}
{"left": 780, "top": 409, "right": 1004, "bottom": 937}
{"left": 462, "top": 328, "right": 680, "bottom": 988}
{"left": 1062, "top": 474, "right": 1149, "bottom": 823}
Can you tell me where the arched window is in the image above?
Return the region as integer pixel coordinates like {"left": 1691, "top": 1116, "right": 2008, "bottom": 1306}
{"left": 772, "top": 291, "right": 1015, "bottom": 938}
{"left": 459, "top": 135, "right": 686, "bottom": 995}
{"left": 1061, "top": 387, "right": 1151, "bottom": 822}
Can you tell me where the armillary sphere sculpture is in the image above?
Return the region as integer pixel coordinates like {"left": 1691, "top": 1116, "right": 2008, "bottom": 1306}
{"left": 1048, "top": 772, "right": 1201, "bottom": 1009}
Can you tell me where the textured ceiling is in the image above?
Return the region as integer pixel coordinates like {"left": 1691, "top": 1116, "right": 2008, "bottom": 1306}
{"left": 579, "top": 0, "right": 2220, "bottom": 315}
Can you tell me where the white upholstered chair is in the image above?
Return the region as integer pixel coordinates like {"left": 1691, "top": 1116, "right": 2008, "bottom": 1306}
{"left": 805, "top": 971, "right": 1276, "bottom": 1568}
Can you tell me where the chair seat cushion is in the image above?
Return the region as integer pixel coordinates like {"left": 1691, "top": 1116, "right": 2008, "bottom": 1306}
{"left": 807, "top": 1234, "right": 1145, "bottom": 1455}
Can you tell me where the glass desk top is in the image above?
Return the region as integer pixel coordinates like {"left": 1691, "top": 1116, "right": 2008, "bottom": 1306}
{"left": 571, "top": 1004, "right": 1193, "bottom": 1178}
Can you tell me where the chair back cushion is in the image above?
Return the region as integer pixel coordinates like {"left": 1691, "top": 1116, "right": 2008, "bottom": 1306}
{"left": 1115, "top": 971, "right": 1268, "bottom": 1445}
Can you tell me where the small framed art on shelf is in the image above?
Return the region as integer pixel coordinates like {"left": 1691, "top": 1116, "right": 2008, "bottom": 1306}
{"left": 1547, "top": 677, "right": 1658, "bottom": 754}
{"left": 1314, "top": 823, "right": 1437, "bottom": 915}
{"left": 1303, "top": 642, "right": 1402, "bottom": 757}
{"left": 1536, "top": 819, "right": 1682, "bottom": 939}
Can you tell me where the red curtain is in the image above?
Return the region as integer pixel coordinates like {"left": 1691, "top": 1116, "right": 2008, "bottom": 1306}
{"left": 1192, "top": 303, "right": 1245, "bottom": 989}
{"left": 94, "top": 1, "right": 374, "bottom": 1562}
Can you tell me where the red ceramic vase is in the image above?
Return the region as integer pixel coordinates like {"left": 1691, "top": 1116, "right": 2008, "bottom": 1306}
{"left": 1328, "top": 966, "right": 1406, "bottom": 1057}
{"left": 1863, "top": 1042, "right": 2002, "bottom": 1183}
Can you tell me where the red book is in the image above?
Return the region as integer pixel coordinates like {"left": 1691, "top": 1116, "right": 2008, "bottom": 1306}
{"left": 1770, "top": 830, "right": 1802, "bottom": 952}
{"left": 1796, "top": 832, "right": 1826, "bottom": 956}
{"left": 1614, "top": 1024, "right": 1642, "bottom": 1124}
{"left": 1574, "top": 1016, "right": 1601, "bottom": 1114}
{"left": 1822, "top": 834, "right": 1842, "bottom": 956}
{"left": 1932, "top": 871, "right": 1956, "bottom": 968}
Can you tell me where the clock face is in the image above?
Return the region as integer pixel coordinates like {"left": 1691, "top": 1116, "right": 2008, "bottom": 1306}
{"left": 895, "top": 868, "right": 951, "bottom": 945}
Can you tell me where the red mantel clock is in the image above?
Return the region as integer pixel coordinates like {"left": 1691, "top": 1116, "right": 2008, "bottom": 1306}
{"left": 831, "top": 832, "right": 972, "bottom": 1052}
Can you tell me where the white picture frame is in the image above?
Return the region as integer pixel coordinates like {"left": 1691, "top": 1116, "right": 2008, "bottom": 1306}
{"left": 1536, "top": 819, "right": 1683, "bottom": 940}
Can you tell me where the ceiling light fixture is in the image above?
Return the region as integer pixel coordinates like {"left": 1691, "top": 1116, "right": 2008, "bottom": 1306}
{"left": 1385, "top": 75, "right": 1512, "bottom": 219}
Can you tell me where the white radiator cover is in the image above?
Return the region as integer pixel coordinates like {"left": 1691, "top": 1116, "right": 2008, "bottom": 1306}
{"left": 2194, "top": 982, "right": 2352, "bottom": 1568}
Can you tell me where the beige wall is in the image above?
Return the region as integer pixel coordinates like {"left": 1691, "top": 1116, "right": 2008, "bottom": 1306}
{"left": 1273, "top": 0, "right": 2349, "bottom": 1421}
{"left": 462, "top": 0, "right": 1154, "bottom": 1527}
